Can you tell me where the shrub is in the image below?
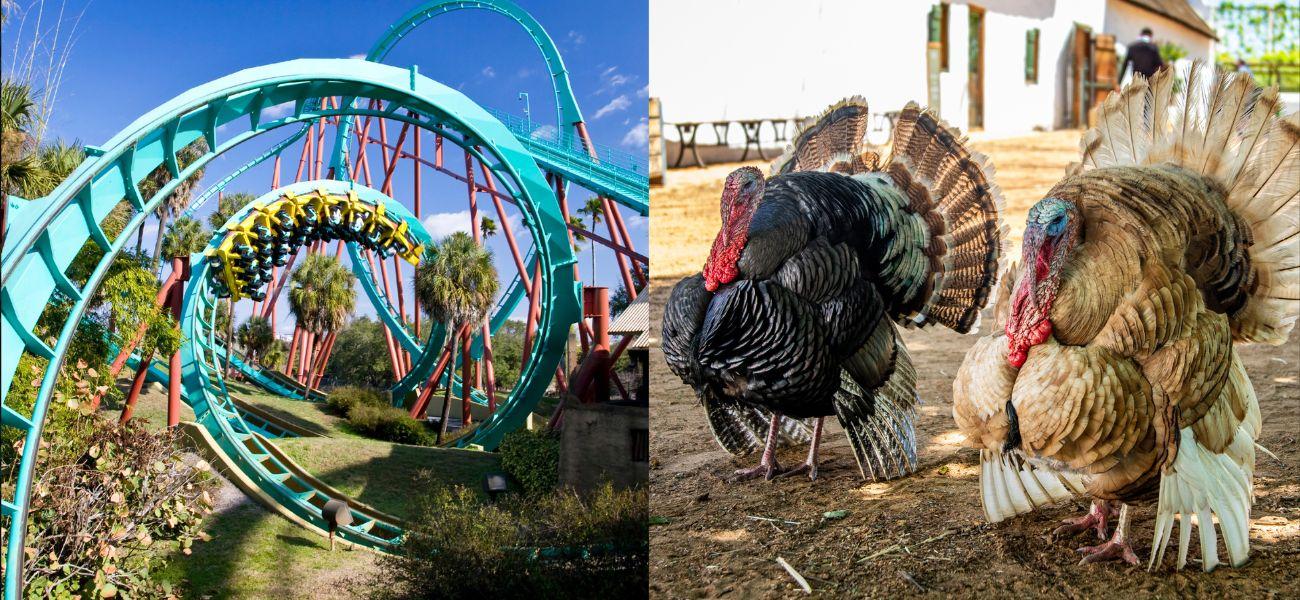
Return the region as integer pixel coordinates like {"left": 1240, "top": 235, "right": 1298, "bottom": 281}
{"left": 344, "top": 402, "right": 435, "bottom": 446}
{"left": 16, "top": 420, "right": 216, "bottom": 598}
{"left": 369, "top": 481, "right": 648, "bottom": 600}
{"left": 324, "top": 385, "right": 386, "bottom": 416}
{"left": 498, "top": 428, "right": 559, "bottom": 497}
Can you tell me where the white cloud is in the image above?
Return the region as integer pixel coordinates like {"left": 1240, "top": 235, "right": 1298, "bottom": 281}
{"left": 622, "top": 214, "right": 648, "bottom": 230}
{"left": 262, "top": 101, "right": 294, "bottom": 120}
{"left": 516, "top": 68, "right": 533, "bottom": 79}
{"left": 422, "top": 210, "right": 473, "bottom": 238}
{"left": 567, "top": 30, "right": 585, "bottom": 46}
{"left": 481, "top": 66, "right": 496, "bottom": 78}
{"left": 636, "top": 84, "right": 649, "bottom": 99}
{"left": 595, "top": 65, "right": 634, "bottom": 95}
{"left": 594, "top": 95, "right": 631, "bottom": 120}
{"left": 529, "top": 124, "right": 558, "bottom": 141}
{"left": 621, "top": 121, "right": 648, "bottom": 148}
{"left": 348, "top": 53, "right": 366, "bottom": 60}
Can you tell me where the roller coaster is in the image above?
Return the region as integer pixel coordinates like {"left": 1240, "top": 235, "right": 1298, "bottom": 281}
{"left": 1, "top": 1, "right": 649, "bottom": 594}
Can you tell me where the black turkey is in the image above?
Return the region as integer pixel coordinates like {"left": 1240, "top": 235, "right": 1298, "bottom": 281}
{"left": 662, "top": 98, "right": 1006, "bottom": 481}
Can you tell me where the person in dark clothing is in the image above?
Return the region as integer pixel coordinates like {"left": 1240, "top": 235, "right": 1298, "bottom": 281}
{"left": 1119, "top": 27, "right": 1164, "bottom": 84}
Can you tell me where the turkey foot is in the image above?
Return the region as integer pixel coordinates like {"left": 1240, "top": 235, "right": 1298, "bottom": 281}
{"left": 1053, "top": 499, "right": 1112, "bottom": 540}
{"left": 1077, "top": 504, "right": 1137, "bottom": 566}
{"left": 777, "top": 417, "right": 824, "bottom": 481}
{"left": 732, "top": 460, "right": 781, "bottom": 481}
{"left": 731, "top": 414, "right": 783, "bottom": 482}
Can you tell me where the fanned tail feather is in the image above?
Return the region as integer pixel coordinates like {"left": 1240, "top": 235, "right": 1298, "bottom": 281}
{"left": 979, "top": 449, "right": 1086, "bottom": 523}
{"left": 833, "top": 336, "right": 919, "bottom": 481}
{"left": 703, "top": 393, "right": 812, "bottom": 456}
{"left": 770, "top": 97, "right": 875, "bottom": 176}
{"left": 1077, "top": 61, "right": 1300, "bottom": 344}
{"left": 1149, "top": 427, "right": 1253, "bottom": 572}
{"left": 884, "top": 103, "right": 1007, "bottom": 333}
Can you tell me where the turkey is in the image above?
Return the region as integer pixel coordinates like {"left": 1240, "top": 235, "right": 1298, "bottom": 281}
{"left": 663, "top": 98, "right": 1006, "bottom": 481}
{"left": 953, "top": 62, "right": 1299, "bottom": 571}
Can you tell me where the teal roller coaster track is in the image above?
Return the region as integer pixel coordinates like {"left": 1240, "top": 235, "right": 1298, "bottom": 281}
{"left": 2, "top": 1, "right": 648, "bottom": 595}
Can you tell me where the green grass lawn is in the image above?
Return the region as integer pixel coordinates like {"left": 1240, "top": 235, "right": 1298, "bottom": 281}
{"left": 154, "top": 497, "right": 381, "bottom": 599}
{"left": 224, "top": 380, "right": 360, "bottom": 438}
{"left": 274, "top": 436, "right": 501, "bottom": 522}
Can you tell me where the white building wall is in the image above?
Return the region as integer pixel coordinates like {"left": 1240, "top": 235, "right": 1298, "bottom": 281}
{"left": 649, "top": 0, "right": 933, "bottom": 145}
{"left": 1105, "top": 0, "right": 1216, "bottom": 86}
{"left": 648, "top": 1, "right": 1214, "bottom": 144}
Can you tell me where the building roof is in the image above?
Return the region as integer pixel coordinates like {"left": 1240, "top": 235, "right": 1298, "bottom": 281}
{"left": 609, "top": 292, "right": 649, "bottom": 335}
{"left": 1121, "top": 0, "right": 1218, "bottom": 40}
{"left": 610, "top": 293, "right": 651, "bottom": 350}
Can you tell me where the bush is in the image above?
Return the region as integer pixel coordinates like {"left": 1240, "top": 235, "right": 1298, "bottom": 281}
{"left": 347, "top": 404, "right": 435, "bottom": 446}
{"left": 16, "top": 420, "right": 216, "bottom": 598}
{"left": 369, "top": 482, "right": 648, "bottom": 600}
{"left": 327, "top": 387, "right": 435, "bottom": 446}
{"left": 324, "top": 385, "right": 386, "bottom": 416}
{"left": 498, "top": 428, "right": 559, "bottom": 497}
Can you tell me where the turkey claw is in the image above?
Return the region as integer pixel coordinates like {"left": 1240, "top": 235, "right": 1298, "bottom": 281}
{"left": 731, "top": 461, "right": 780, "bottom": 482}
{"left": 1077, "top": 539, "right": 1139, "bottom": 566}
{"left": 1053, "top": 506, "right": 1109, "bottom": 541}
{"left": 775, "top": 461, "right": 818, "bottom": 481}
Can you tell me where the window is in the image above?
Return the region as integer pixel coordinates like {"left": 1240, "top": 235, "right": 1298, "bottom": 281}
{"left": 1026, "top": 28, "right": 1040, "bottom": 83}
{"left": 630, "top": 428, "right": 649, "bottom": 462}
{"left": 929, "top": 4, "right": 950, "bottom": 72}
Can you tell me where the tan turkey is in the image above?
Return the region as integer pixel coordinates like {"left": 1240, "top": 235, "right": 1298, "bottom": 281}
{"left": 953, "top": 62, "right": 1299, "bottom": 571}
{"left": 663, "top": 98, "right": 1005, "bottom": 481}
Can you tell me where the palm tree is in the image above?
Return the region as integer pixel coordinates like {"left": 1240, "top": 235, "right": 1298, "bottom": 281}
{"left": 260, "top": 338, "right": 288, "bottom": 371}
{"left": 160, "top": 216, "right": 210, "bottom": 260}
{"left": 414, "top": 231, "right": 499, "bottom": 441}
{"left": 567, "top": 215, "right": 584, "bottom": 252}
{"left": 1, "top": 78, "right": 48, "bottom": 200}
{"left": 139, "top": 138, "right": 209, "bottom": 269}
{"left": 577, "top": 196, "right": 605, "bottom": 282}
{"left": 288, "top": 254, "right": 356, "bottom": 391}
{"left": 209, "top": 191, "right": 254, "bottom": 229}
{"left": 236, "top": 316, "right": 275, "bottom": 367}
{"left": 480, "top": 216, "right": 498, "bottom": 240}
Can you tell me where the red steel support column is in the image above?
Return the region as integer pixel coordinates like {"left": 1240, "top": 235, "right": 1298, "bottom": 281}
{"left": 93, "top": 262, "right": 183, "bottom": 410}
{"left": 482, "top": 165, "right": 531, "bottom": 285}
{"left": 460, "top": 333, "right": 473, "bottom": 425}
{"left": 166, "top": 257, "right": 190, "bottom": 428}
{"left": 481, "top": 321, "right": 497, "bottom": 413}
{"left": 600, "top": 195, "right": 637, "bottom": 300}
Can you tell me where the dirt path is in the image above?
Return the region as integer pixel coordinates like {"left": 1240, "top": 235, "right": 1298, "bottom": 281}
{"left": 647, "top": 131, "right": 1300, "bottom": 598}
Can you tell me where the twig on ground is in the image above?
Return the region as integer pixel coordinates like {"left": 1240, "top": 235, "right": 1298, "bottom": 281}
{"left": 776, "top": 557, "right": 813, "bottom": 594}
{"left": 858, "top": 529, "right": 957, "bottom": 563}
{"left": 748, "top": 515, "right": 800, "bottom": 525}
{"left": 899, "top": 570, "right": 925, "bottom": 593}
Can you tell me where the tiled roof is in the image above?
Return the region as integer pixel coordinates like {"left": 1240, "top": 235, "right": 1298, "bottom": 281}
{"left": 1121, "top": 0, "right": 1217, "bottom": 40}
{"left": 609, "top": 292, "right": 649, "bottom": 335}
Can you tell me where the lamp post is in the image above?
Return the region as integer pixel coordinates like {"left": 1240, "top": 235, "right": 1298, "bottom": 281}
{"left": 519, "top": 92, "right": 531, "bottom": 132}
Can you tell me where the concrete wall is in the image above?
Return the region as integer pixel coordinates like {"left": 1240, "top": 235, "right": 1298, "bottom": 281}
{"left": 559, "top": 399, "right": 649, "bottom": 492}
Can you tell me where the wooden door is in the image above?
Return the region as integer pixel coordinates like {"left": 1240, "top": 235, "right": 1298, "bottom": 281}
{"left": 1091, "top": 34, "right": 1118, "bottom": 110}
{"left": 1071, "top": 24, "right": 1091, "bottom": 127}
{"left": 968, "top": 6, "right": 985, "bottom": 130}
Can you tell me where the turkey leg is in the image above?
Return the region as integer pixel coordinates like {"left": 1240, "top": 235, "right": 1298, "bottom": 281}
{"left": 777, "top": 417, "right": 824, "bottom": 480}
{"left": 732, "top": 414, "right": 783, "bottom": 481}
{"left": 1078, "top": 503, "right": 1138, "bottom": 565}
{"left": 1053, "top": 499, "right": 1113, "bottom": 540}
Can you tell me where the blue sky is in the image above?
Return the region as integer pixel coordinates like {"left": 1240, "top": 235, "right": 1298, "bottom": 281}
{"left": 3, "top": 0, "right": 648, "bottom": 336}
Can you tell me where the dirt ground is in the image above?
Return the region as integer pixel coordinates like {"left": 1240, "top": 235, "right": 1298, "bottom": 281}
{"left": 647, "top": 131, "right": 1300, "bottom": 598}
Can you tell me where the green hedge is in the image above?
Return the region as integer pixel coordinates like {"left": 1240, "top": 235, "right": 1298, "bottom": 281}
{"left": 498, "top": 428, "right": 559, "bottom": 496}
{"left": 326, "top": 386, "right": 435, "bottom": 446}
